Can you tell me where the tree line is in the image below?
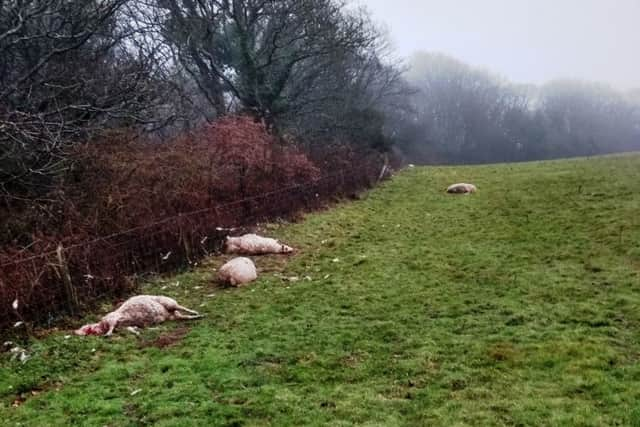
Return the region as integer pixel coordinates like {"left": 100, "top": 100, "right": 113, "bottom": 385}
{"left": 392, "top": 52, "right": 640, "bottom": 164}
{"left": 0, "top": 0, "right": 404, "bottom": 204}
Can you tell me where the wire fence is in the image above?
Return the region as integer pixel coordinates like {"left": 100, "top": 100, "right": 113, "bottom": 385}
{"left": 0, "top": 164, "right": 384, "bottom": 332}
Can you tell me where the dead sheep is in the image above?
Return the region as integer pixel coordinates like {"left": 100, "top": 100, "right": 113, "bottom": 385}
{"left": 225, "top": 233, "right": 293, "bottom": 255}
{"left": 217, "top": 257, "right": 258, "bottom": 287}
{"left": 74, "top": 295, "right": 202, "bottom": 336}
{"left": 446, "top": 183, "right": 477, "bottom": 194}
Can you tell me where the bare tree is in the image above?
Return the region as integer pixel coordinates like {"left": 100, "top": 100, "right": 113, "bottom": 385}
{"left": 0, "top": 0, "right": 171, "bottom": 202}
{"left": 286, "top": 32, "right": 408, "bottom": 151}
{"left": 156, "top": 0, "right": 388, "bottom": 131}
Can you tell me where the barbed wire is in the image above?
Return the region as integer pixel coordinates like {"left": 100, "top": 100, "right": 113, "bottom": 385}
{"left": 0, "top": 167, "right": 356, "bottom": 268}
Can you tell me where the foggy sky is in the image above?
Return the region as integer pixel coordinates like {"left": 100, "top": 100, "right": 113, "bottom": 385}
{"left": 358, "top": 0, "right": 640, "bottom": 90}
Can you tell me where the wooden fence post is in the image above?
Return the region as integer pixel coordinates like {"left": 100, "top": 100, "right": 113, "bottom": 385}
{"left": 56, "top": 244, "right": 78, "bottom": 316}
{"left": 377, "top": 154, "right": 389, "bottom": 183}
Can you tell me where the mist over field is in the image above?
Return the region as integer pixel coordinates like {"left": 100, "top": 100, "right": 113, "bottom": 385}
{"left": 358, "top": 0, "right": 640, "bottom": 164}
{"left": 362, "top": 0, "right": 640, "bottom": 90}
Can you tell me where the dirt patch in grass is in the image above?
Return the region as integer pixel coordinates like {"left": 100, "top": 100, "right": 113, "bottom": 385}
{"left": 9, "top": 381, "right": 63, "bottom": 408}
{"left": 141, "top": 327, "right": 190, "bottom": 349}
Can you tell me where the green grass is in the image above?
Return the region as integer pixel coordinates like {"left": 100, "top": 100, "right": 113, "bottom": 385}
{"left": 2, "top": 154, "right": 640, "bottom": 426}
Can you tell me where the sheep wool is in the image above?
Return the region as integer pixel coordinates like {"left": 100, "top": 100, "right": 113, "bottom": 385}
{"left": 217, "top": 257, "right": 258, "bottom": 287}
{"left": 225, "top": 233, "right": 294, "bottom": 255}
{"left": 74, "top": 295, "right": 202, "bottom": 336}
{"left": 446, "top": 183, "right": 477, "bottom": 194}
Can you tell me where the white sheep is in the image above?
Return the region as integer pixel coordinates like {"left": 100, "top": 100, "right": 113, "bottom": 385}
{"left": 217, "top": 257, "right": 258, "bottom": 287}
{"left": 225, "top": 233, "right": 293, "bottom": 255}
{"left": 446, "top": 183, "right": 477, "bottom": 194}
{"left": 74, "top": 295, "right": 202, "bottom": 336}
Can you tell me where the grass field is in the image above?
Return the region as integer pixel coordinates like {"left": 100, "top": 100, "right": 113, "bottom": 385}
{"left": 2, "top": 154, "right": 640, "bottom": 426}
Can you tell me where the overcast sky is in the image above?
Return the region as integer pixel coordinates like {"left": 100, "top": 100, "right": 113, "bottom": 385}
{"left": 357, "top": 0, "right": 640, "bottom": 90}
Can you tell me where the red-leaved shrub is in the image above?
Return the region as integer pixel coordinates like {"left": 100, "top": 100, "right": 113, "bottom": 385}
{"left": 68, "top": 116, "right": 321, "bottom": 234}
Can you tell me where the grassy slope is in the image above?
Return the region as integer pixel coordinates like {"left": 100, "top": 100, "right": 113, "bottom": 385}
{"left": 1, "top": 154, "right": 640, "bottom": 426}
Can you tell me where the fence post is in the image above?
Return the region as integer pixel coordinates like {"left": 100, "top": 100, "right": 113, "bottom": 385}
{"left": 56, "top": 244, "right": 78, "bottom": 316}
{"left": 377, "top": 154, "right": 389, "bottom": 183}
